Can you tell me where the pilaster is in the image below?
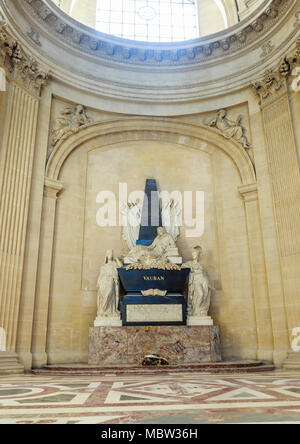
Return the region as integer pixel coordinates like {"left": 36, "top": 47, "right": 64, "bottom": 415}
{"left": 0, "top": 22, "right": 49, "bottom": 370}
{"left": 251, "top": 40, "right": 300, "bottom": 362}
{"left": 31, "top": 178, "right": 63, "bottom": 368}
{"left": 238, "top": 183, "right": 273, "bottom": 362}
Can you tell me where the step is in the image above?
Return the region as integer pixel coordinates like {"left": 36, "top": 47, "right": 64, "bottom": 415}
{"left": 0, "top": 352, "right": 25, "bottom": 375}
{"left": 32, "top": 362, "right": 275, "bottom": 376}
{"left": 282, "top": 352, "right": 300, "bottom": 370}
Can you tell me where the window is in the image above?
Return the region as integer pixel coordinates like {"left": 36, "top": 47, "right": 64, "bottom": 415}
{"left": 96, "top": 0, "right": 199, "bottom": 42}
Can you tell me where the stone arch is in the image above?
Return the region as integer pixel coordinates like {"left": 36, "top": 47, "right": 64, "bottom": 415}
{"left": 46, "top": 118, "right": 256, "bottom": 186}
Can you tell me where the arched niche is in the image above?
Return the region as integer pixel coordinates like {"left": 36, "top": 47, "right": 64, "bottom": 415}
{"left": 46, "top": 118, "right": 256, "bottom": 184}
{"left": 32, "top": 118, "right": 273, "bottom": 367}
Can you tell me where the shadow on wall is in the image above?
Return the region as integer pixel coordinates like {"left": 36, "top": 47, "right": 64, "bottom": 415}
{"left": 0, "top": 328, "right": 6, "bottom": 351}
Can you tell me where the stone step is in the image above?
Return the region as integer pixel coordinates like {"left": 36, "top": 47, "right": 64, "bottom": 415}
{"left": 32, "top": 362, "right": 275, "bottom": 376}
{"left": 0, "top": 365, "right": 25, "bottom": 375}
{"left": 0, "top": 352, "right": 24, "bottom": 375}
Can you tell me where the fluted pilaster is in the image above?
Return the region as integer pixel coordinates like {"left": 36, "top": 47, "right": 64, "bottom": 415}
{"left": 0, "top": 23, "right": 49, "bottom": 365}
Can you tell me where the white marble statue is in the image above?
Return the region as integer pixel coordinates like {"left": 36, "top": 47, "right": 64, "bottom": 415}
{"left": 182, "top": 246, "right": 214, "bottom": 317}
{"left": 121, "top": 200, "right": 142, "bottom": 249}
{"left": 161, "top": 198, "right": 181, "bottom": 242}
{"left": 96, "top": 250, "right": 122, "bottom": 319}
{"left": 125, "top": 226, "right": 177, "bottom": 263}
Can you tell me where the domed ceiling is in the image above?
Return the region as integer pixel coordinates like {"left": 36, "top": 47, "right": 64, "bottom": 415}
{"left": 52, "top": 0, "right": 266, "bottom": 42}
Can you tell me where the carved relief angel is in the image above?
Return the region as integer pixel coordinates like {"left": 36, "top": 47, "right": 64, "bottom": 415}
{"left": 207, "top": 109, "right": 250, "bottom": 150}
{"left": 51, "top": 104, "right": 92, "bottom": 146}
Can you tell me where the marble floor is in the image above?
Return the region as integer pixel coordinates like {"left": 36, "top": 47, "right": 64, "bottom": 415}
{"left": 0, "top": 371, "right": 300, "bottom": 424}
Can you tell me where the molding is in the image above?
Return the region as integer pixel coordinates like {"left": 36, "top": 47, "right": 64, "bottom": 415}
{"left": 44, "top": 177, "right": 64, "bottom": 198}
{"left": 45, "top": 118, "right": 256, "bottom": 185}
{"left": 0, "top": 0, "right": 299, "bottom": 106}
{"left": 238, "top": 183, "right": 258, "bottom": 201}
{"left": 20, "top": 0, "right": 291, "bottom": 67}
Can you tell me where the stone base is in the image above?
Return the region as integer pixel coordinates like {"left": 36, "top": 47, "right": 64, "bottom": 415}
{"left": 89, "top": 325, "right": 221, "bottom": 365}
{"left": 0, "top": 352, "right": 24, "bottom": 375}
{"left": 187, "top": 316, "right": 214, "bottom": 326}
{"left": 282, "top": 351, "right": 300, "bottom": 370}
{"left": 94, "top": 317, "right": 122, "bottom": 327}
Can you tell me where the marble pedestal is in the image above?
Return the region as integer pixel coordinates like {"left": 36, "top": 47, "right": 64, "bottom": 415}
{"left": 187, "top": 316, "right": 214, "bottom": 326}
{"left": 89, "top": 325, "right": 221, "bottom": 365}
{"left": 94, "top": 317, "right": 122, "bottom": 327}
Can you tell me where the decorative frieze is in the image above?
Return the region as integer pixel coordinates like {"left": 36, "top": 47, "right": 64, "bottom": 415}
{"left": 0, "top": 22, "right": 48, "bottom": 96}
{"left": 27, "top": 27, "right": 42, "bottom": 47}
{"left": 21, "top": 0, "right": 291, "bottom": 67}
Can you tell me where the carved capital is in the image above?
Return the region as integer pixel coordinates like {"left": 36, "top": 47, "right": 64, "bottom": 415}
{"left": 251, "top": 39, "right": 300, "bottom": 107}
{"left": 0, "top": 22, "right": 49, "bottom": 96}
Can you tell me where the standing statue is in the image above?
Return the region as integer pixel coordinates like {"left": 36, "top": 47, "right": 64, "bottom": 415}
{"left": 161, "top": 198, "right": 181, "bottom": 242}
{"left": 206, "top": 109, "right": 250, "bottom": 150}
{"left": 96, "top": 250, "right": 122, "bottom": 319}
{"left": 121, "top": 200, "right": 142, "bottom": 250}
{"left": 182, "top": 246, "right": 214, "bottom": 317}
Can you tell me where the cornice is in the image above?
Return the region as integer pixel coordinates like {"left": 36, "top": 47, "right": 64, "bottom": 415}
{"left": 16, "top": 0, "right": 295, "bottom": 67}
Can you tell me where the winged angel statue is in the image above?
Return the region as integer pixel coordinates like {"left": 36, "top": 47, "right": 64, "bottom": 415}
{"left": 121, "top": 197, "right": 181, "bottom": 249}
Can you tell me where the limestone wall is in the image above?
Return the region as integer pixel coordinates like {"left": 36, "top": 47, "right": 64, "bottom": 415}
{"left": 0, "top": 0, "right": 299, "bottom": 370}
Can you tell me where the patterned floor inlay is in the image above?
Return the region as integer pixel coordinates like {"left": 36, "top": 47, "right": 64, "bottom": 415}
{"left": 0, "top": 371, "right": 300, "bottom": 423}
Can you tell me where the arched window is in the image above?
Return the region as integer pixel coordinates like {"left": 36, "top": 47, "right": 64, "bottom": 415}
{"left": 96, "top": 0, "right": 199, "bottom": 42}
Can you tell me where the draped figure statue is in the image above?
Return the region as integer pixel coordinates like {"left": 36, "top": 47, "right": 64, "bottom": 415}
{"left": 207, "top": 109, "right": 250, "bottom": 150}
{"left": 97, "top": 250, "right": 122, "bottom": 318}
{"left": 161, "top": 198, "right": 181, "bottom": 242}
{"left": 182, "top": 246, "right": 214, "bottom": 317}
{"left": 121, "top": 200, "right": 142, "bottom": 250}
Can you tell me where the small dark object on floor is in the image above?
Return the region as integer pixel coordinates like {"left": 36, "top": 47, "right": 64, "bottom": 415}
{"left": 141, "top": 354, "right": 169, "bottom": 366}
